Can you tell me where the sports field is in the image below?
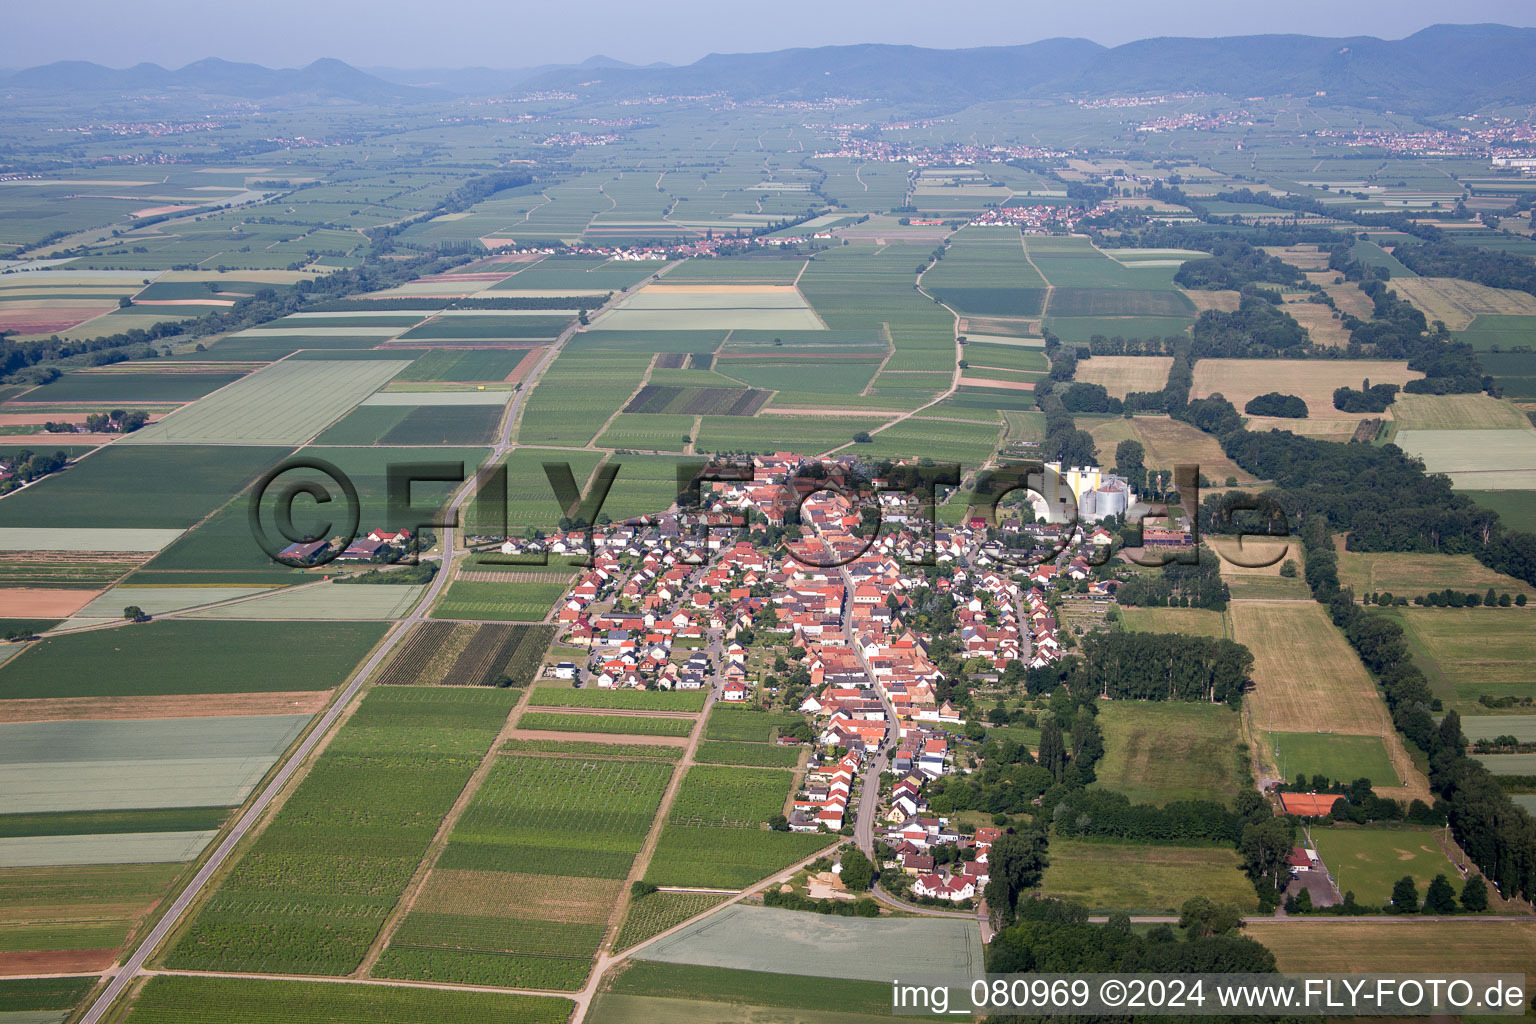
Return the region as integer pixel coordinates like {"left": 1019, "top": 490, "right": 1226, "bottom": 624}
{"left": 118, "top": 359, "right": 410, "bottom": 444}
{"left": 635, "top": 904, "right": 983, "bottom": 983}
{"left": 1394, "top": 428, "right": 1536, "bottom": 489}
{"left": 1307, "top": 825, "right": 1459, "bottom": 908}
{"left": 1040, "top": 839, "right": 1257, "bottom": 913}
{"left": 1092, "top": 702, "right": 1244, "bottom": 806}
{"left": 1249, "top": 920, "right": 1536, "bottom": 973}
{"left": 1073, "top": 356, "right": 1171, "bottom": 399}
{"left": 1270, "top": 731, "right": 1399, "bottom": 787}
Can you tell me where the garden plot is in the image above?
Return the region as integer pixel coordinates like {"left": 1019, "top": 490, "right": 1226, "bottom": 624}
{"left": 183, "top": 583, "right": 425, "bottom": 620}
{"left": 0, "top": 714, "right": 310, "bottom": 813}
{"left": 636, "top": 905, "right": 983, "bottom": 983}
{"left": 1394, "top": 429, "right": 1536, "bottom": 489}
{"left": 0, "top": 830, "right": 217, "bottom": 867}
{"left": 119, "top": 359, "right": 411, "bottom": 445}
{"left": 591, "top": 285, "right": 824, "bottom": 332}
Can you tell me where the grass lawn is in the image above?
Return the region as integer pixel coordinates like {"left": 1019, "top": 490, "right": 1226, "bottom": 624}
{"left": 1093, "top": 702, "right": 1245, "bottom": 806}
{"left": 0, "top": 620, "right": 386, "bottom": 699}
{"left": 1118, "top": 607, "right": 1228, "bottom": 638}
{"left": 1306, "top": 825, "right": 1459, "bottom": 909}
{"left": 1271, "top": 731, "right": 1400, "bottom": 787}
{"left": 1041, "top": 838, "right": 1258, "bottom": 913}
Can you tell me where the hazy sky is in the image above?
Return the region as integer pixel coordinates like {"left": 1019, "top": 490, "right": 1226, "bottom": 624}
{"left": 5, "top": 0, "right": 1534, "bottom": 69}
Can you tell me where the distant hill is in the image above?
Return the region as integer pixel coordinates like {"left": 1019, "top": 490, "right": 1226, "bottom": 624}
{"left": 6, "top": 26, "right": 1533, "bottom": 113}
{"left": 508, "top": 24, "right": 1536, "bottom": 114}
{"left": 2, "top": 57, "right": 441, "bottom": 104}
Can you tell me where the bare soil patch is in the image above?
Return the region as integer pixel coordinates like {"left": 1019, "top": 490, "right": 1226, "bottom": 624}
{"left": 0, "top": 690, "right": 331, "bottom": 723}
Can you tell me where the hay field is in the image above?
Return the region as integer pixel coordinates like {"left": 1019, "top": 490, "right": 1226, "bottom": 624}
{"left": 1389, "top": 276, "right": 1536, "bottom": 331}
{"left": 1208, "top": 536, "right": 1302, "bottom": 576}
{"left": 1092, "top": 702, "right": 1244, "bottom": 805}
{"left": 1233, "top": 602, "right": 1392, "bottom": 737}
{"left": 1180, "top": 289, "right": 1242, "bottom": 313}
{"left": 1394, "top": 428, "right": 1536, "bottom": 489}
{"left": 1118, "top": 607, "right": 1228, "bottom": 638}
{"left": 1132, "top": 415, "right": 1259, "bottom": 483}
{"left": 1390, "top": 394, "right": 1531, "bottom": 431}
{"left": 1390, "top": 607, "right": 1535, "bottom": 705}
{"left": 1073, "top": 356, "right": 1171, "bottom": 399}
{"left": 1041, "top": 840, "right": 1257, "bottom": 913}
{"left": 1334, "top": 545, "right": 1536, "bottom": 600}
{"left": 119, "top": 359, "right": 411, "bottom": 445}
{"left": 1192, "top": 358, "right": 1421, "bottom": 434}
{"left": 1249, "top": 920, "right": 1536, "bottom": 973}
{"left": 1284, "top": 298, "right": 1351, "bottom": 348}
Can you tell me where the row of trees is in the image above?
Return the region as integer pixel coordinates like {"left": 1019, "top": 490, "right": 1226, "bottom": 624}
{"left": 1077, "top": 631, "right": 1254, "bottom": 704}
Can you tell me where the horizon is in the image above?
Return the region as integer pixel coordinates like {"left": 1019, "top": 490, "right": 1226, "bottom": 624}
{"left": 4, "top": 1, "right": 1535, "bottom": 72}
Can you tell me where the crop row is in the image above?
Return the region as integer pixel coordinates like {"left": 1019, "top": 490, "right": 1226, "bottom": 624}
{"left": 518, "top": 711, "right": 694, "bottom": 737}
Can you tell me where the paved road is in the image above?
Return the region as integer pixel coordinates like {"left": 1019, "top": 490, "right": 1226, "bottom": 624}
{"left": 75, "top": 270, "right": 646, "bottom": 1024}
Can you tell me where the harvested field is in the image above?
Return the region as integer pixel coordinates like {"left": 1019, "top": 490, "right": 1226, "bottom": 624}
{"left": 1073, "top": 356, "right": 1172, "bottom": 399}
{"left": 1180, "top": 289, "right": 1242, "bottom": 313}
{"left": 1092, "top": 702, "right": 1244, "bottom": 806}
{"left": 0, "top": 589, "right": 101, "bottom": 618}
{"left": 1234, "top": 601, "right": 1390, "bottom": 736}
{"left": 0, "top": 691, "right": 331, "bottom": 724}
{"left": 1390, "top": 394, "right": 1531, "bottom": 431}
{"left": 1131, "top": 415, "right": 1259, "bottom": 483}
{"left": 1389, "top": 276, "right": 1536, "bottom": 331}
{"left": 1249, "top": 920, "right": 1536, "bottom": 973}
{"left": 1284, "top": 298, "right": 1352, "bottom": 348}
{"left": 1192, "top": 358, "right": 1422, "bottom": 433}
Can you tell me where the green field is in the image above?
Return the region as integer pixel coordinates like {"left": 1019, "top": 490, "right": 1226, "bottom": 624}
{"left": 0, "top": 977, "right": 96, "bottom": 1012}
{"left": 694, "top": 740, "right": 802, "bottom": 767}
{"left": 122, "top": 976, "right": 572, "bottom": 1024}
{"left": 375, "top": 753, "right": 672, "bottom": 989}
{"left": 594, "top": 962, "right": 900, "bottom": 1023}
{"left": 1271, "top": 731, "right": 1399, "bottom": 787}
{"left": 1, "top": 861, "right": 183, "bottom": 957}
{"left": 518, "top": 711, "right": 695, "bottom": 737}
{"left": 1041, "top": 838, "right": 1258, "bottom": 913}
{"left": 1117, "top": 607, "right": 1228, "bottom": 638}
{"left": 1463, "top": 490, "right": 1536, "bottom": 534}
{"left": 503, "top": 738, "right": 685, "bottom": 760}
{"left": 166, "top": 687, "right": 518, "bottom": 975}
{"left": 614, "top": 891, "right": 732, "bottom": 953}
{"left": 528, "top": 686, "right": 706, "bottom": 712}
{"left": 0, "top": 621, "right": 385, "bottom": 699}
{"left": 644, "top": 767, "right": 836, "bottom": 888}
{"left": 1379, "top": 607, "right": 1535, "bottom": 707}
{"left": 432, "top": 578, "right": 568, "bottom": 621}
{"left": 14, "top": 371, "right": 242, "bottom": 403}
{"left": 1308, "top": 825, "right": 1458, "bottom": 908}
{"left": 704, "top": 705, "right": 806, "bottom": 742}
{"left": 1092, "top": 702, "right": 1245, "bottom": 806}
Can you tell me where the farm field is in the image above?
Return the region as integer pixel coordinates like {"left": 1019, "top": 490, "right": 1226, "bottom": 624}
{"left": 645, "top": 766, "right": 836, "bottom": 889}
{"left": 1209, "top": 538, "right": 1310, "bottom": 599}
{"left": 1388, "top": 393, "right": 1531, "bottom": 431}
{"left": 1129, "top": 414, "right": 1260, "bottom": 484}
{"left": 1249, "top": 920, "right": 1536, "bottom": 973}
{"left": 592, "top": 964, "right": 899, "bottom": 1024}
{"left": 591, "top": 284, "right": 823, "bottom": 332}
{"left": 1457, "top": 715, "right": 1536, "bottom": 742}
{"left": 1040, "top": 838, "right": 1258, "bottom": 913}
{"left": 1307, "top": 825, "right": 1459, "bottom": 908}
{"left": 1388, "top": 276, "right": 1536, "bottom": 331}
{"left": 517, "top": 711, "right": 695, "bottom": 737}
{"left": 1072, "top": 356, "right": 1171, "bottom": 398}
{"left": 12, "top": 370, "right": 242, "bottom": 404}
{"left": 375, "top": 622, "right": 554, "bottom": 688}
{"left": 694, "top": 740, "right": 803, "bottom": 767}
{"left": 1394, "top": 428, "right": 1536, "bottom": 489}
{"left": 431, "top": 578, "right": 568, "bottom": 621}
{"left": 1333, "top": 546, "right": 1536, "bottom": 600}
{"left": 374, "top": 753, "right": 672, "bottom": 989}
{"left": 1463, "top": 490, "right": 1536, "bottom": 533}
{"left": 1092, "top": 702, "right": 1244, "bottom": 806}
{"left": 0, "top": 620, "right": 385, "bottom": 700}
{"left": 528, "top": 686, "right": 706, "bottom": 712}
{"left": 634, "top": 904, "right": 983, "bottom": 983}
{"left": 1381, "top": 607, "right": 1534, "bottom": 707}
{"left": 1191, "top": 358, "right": 1421, "bottom": 438}
{"left": 118, "top": 359, "right": 409, "bottom": 445}
{"left": 0, "top": 714, "right": 309, "bottom": 813}
{"left": 166, "top": 686, "right": 518, "bottom": 975}
{"left": 0, "top": 861, "right": 184, "bottom": 970}
{"left": 120, "top": 976, "right": 573, "bottom": 1024}
{"left": 1271, "top": 731, "right": 1399, "bottom": 787}
{"left": 183, "top": 583, "right": 425, "bottom": 620}
{"left": 614, "top": 891, "right": 732, "bottom": 952}
{"left": 705, "top": 706, "right": 806, "bottom": 742}
{"left": 0, "top": 829, "right": 218, "bottom": 867}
